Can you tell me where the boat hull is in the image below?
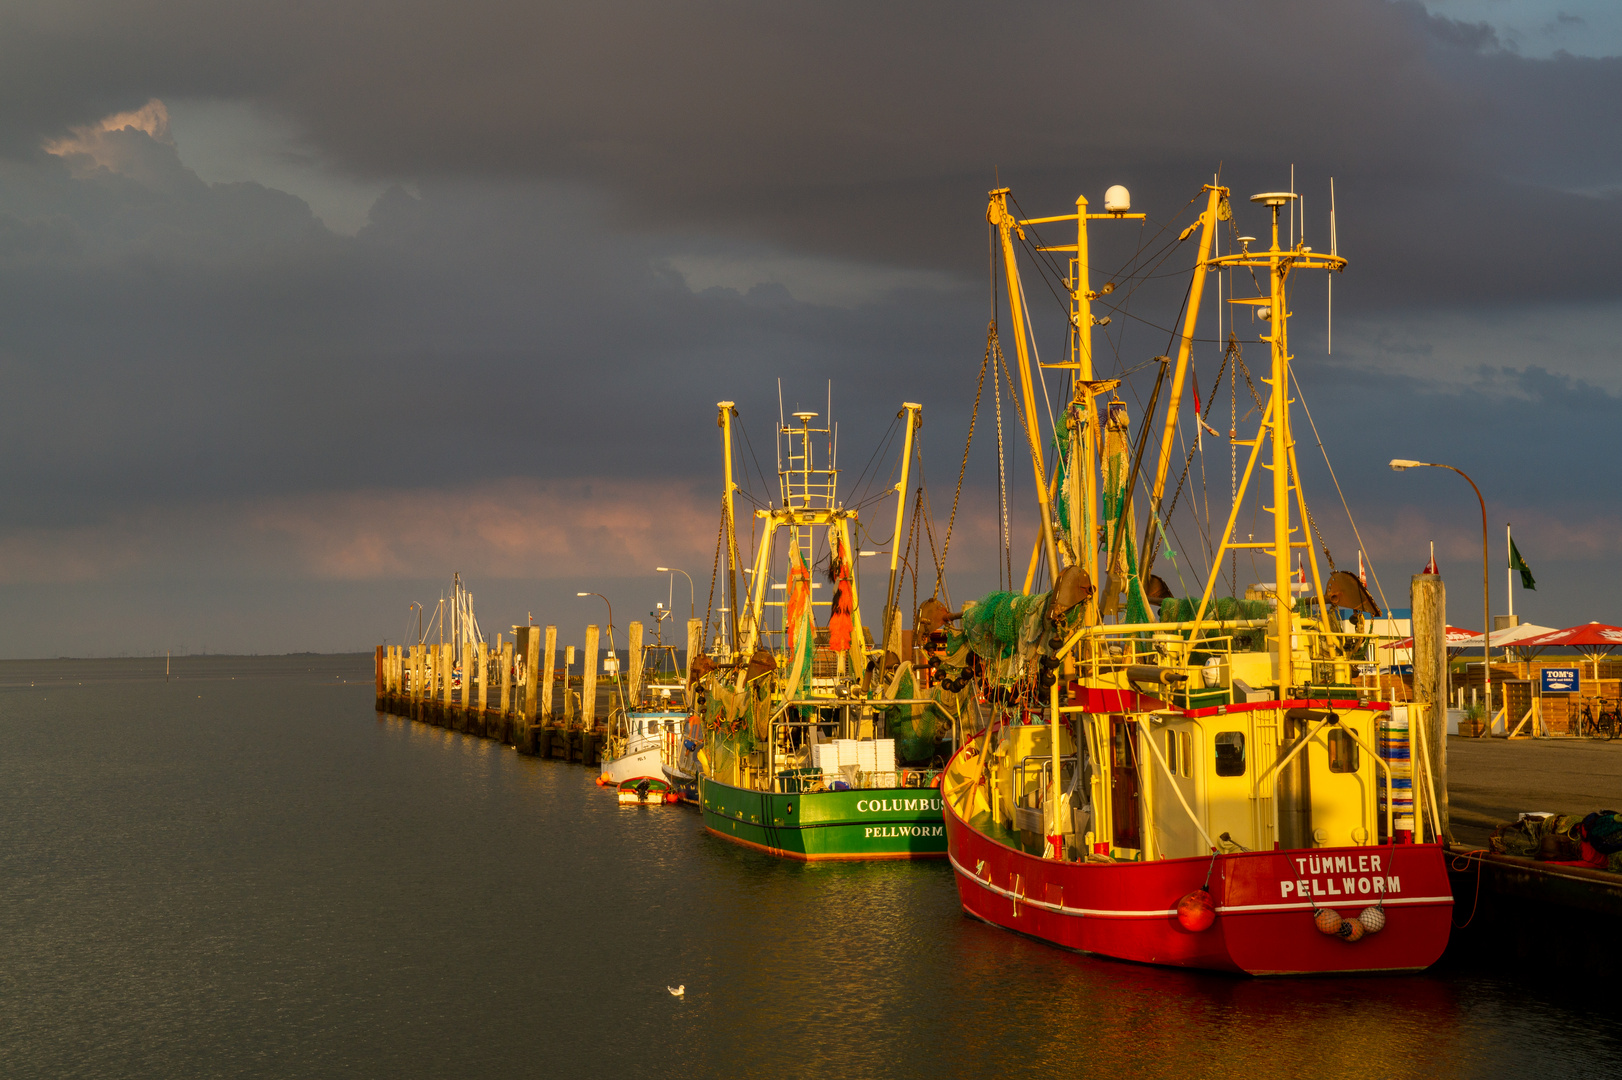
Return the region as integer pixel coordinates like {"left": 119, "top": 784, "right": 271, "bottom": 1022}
{"left": 944, "top": 785, "right": 1452, "bottom": 974}
{"left": 600, "top": 743, "right": 665, "bottom": 786}
{"left": 617, "top": 776, "right": 673, "bottom": 804}
{"left": 700, "top": 776, "right": 946, "bottom": 860}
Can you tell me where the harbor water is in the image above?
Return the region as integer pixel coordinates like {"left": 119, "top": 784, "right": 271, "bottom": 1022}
{"left": 1, "top": 655, "right": 1616, "bottom": 1079}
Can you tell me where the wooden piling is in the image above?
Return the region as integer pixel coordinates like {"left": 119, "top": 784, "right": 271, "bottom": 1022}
{"left": 582, "top": 625, "right": 600, "bottom": 730}
{"left": 440, "top": 643, "right": 453, "bottom": 720}
{"left": 474, "top": 640, "right": 490, "bottom": 735}
{"left": 686, "top": 618, "right": 703, "bottom": 684}
{"left": 498, "top": 637, "right": 512, "bottom": 716}
{"left": 627, "top": 620, "right": 644, "bottom": 707}
{"left": 414, "top": 646, "right": 425, "bottom": 721}
{"left": 542, "top": 625, "right": 557, "bottom": 723}
{"left": 1412, "top": 572, "right": 1450, "bottom": 842}
{"left": 563, "top": 646, "right": 576, "bottom": 726}
{"left": 524, "top": 626, "right": 541, "bottom": 727}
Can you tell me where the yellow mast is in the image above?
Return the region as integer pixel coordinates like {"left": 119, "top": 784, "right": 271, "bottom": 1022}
{"left": 988, "top": 189, "right": 1061, "bottom": 594}
{"left": 1141, "top": 185, "right": 1228, "bottom": 583}
{"left": 882, "top": 403, "right": 922, "bottom": 661}
{"left": 1003, "top": 186, "right": 1144, "bottom": 857}
{"left": 718, "top": 401, "right": 742, "bottom": 656}
{"left": 1020, "top": 190, "right": 1145, "bottom": 612}
{"left": 1179, "top": 193, "right": 1344, "bottom": 686}
{"left": 1263, "top": 194, "right": 1298, "bottom": 681}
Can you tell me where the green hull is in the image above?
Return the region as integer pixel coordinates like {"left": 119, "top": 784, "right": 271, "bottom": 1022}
{"left": 699, "top": 776, "right": 946, "bottom": 860}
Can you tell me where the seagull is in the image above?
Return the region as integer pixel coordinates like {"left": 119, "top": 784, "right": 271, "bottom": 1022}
{"left": 668, "top": 985, "right": 685, "bottom": 997}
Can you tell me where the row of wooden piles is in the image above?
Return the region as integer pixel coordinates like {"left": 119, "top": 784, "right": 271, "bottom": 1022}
{"left": 372, "top": 619, "right": 703, "bottom": 767}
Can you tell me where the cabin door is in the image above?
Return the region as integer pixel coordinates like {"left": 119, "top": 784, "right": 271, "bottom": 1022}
{"left": 1109, "top": 718, "right": 1141, "bottom": 850}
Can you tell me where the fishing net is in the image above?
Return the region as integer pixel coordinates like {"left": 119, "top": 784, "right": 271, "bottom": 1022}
{"left": 961, "top": 591, "right": 1048, "bottom": 660}
{"left": 1158, "top": 597, "right": 1271, "bottom": 651}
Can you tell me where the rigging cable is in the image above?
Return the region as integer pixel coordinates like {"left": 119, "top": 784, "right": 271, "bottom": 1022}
{"left": 938, "top": 342, "right": 989, "bottom": 596}
{"left": 1294, "top": 374, "right": 1393, "bottom": 619}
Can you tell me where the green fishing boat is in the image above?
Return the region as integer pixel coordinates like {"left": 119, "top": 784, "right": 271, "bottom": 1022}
{"left": 692, "top": 395, "right": 964, "bottom": 860}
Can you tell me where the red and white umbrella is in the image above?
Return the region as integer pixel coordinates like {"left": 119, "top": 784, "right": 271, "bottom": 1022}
{"left": 1379, "top": 625, "right": 1479, "bottom": 651}
{"left": 1515, "top": 622, "right": 1622, "bottom": 659}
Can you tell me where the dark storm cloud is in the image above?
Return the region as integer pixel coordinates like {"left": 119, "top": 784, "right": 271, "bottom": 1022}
{"left": 2, "top": 1, "right": 1619, "bottom": 306}
{"left": 0, "top": 136, "right": 983, "bottom": 525}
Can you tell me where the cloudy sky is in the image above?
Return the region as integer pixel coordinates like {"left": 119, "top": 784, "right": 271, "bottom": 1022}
{"left": 0, "top": 0, "right": 1618, "bottom": 657}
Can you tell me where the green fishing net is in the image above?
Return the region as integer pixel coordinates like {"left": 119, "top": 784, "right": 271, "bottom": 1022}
{"left": 961, "top": 592, "right": 1047, "bottom": 659}
{"left": 1158, "top": 597, "right": 1271, "bottom": 651}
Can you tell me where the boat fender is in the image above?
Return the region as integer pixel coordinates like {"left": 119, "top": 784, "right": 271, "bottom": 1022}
{"left": 1357, "top": 905, "right": 1386, "bottom": 934}
{"left": 595, "top": 775, "right": 610, "bottom": 786}
{"left": 1175, "top": 890, "right": 1216, "bottom": 932}
{"left": 1313, "top": 908, "right": 1344, "bottom": 935}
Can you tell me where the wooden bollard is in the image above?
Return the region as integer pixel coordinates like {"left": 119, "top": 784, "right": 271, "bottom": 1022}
{"left": 472, "top": 640, "right": 488, "bottom": 737}
{"left": 542, "top": 625, "right": 557, "bottom": 724}
{"left": 1411, "top": 572, "right": 1450, "bottom": 842}
{"left": 440, "top": 643, "right": 453, "bottom": 722}
{"left": 413, "top": 645, "right": 425, "bottom": 721}
{"left": 422, "top": 646, "right": 434, "bottom": 723}
{"left": 627, "top": 620, "right": 644, "bottom": 709}
{"left": 582, "top": 625, "right": 599, "bottom": 732}
{"left": 498, "top": 636, "right": 512, "bottom": 714}
{"left": 686, "top": 618, "right": 703, "bottom": 686}
{"left": 562, "top": 646, "right": 576, "bottom": 727}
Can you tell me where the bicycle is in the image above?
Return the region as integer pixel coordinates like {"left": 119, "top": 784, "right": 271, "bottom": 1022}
{"left": 1597, "top": 696, "right": 1622, "bottom": 740}
{"left": 1579, "top": 696, "right": 1621, "bottom": 740}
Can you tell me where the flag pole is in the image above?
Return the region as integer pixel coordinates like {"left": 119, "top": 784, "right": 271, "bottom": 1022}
{"left": 1506, "top": 523, "right": 1514, "bottom": 621}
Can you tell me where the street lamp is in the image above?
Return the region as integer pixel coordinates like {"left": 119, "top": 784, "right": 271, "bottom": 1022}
{"left": 655, "top": 567, "right": 695, "bottom": 621}
{"left": 1390, "top": 459, "right": 1492, "bottom": 733}
{"left": 577, "top": 591, "right": 626, "bottom": 713}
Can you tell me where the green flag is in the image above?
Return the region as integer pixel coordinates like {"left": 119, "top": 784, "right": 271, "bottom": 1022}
{"left": 1510, "top": 535, "right": 1536, "bottom": 590}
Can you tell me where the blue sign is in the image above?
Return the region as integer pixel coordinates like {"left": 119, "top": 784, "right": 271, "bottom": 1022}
{"left": 1541, "top": 667, "right": 1580, "bottom": 693}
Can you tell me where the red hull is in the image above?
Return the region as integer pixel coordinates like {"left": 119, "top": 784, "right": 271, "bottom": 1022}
{"left": 944, "top": 779, "right": 1452, "bottom": 976}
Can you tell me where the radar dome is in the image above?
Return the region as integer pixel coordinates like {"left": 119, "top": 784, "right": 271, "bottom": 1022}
{"left": 1103, "top": 185, "right": 1131, "bottom": 212}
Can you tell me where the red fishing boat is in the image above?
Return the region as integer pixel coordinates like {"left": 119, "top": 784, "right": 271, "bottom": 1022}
{"left": 937, "top": 182, "right": 1452, "bottom": 974}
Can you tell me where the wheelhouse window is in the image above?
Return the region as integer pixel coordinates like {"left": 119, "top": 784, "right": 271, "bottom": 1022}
{"left": 1328, "top": 728, "right": 1359, "bottom": 773}
{"left": 1214, "top": 731, "right": 1245, "bottom": 776}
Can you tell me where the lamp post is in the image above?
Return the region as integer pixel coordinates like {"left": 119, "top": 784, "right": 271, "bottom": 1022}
{"left": 656, "top": 567, "right": 695, "bottom": 621}
{"left": 1390, "top": 459, "right": 1492, "bottom": 733}
{"left": 577, "top": 591, "right": 626, "bottom": 713}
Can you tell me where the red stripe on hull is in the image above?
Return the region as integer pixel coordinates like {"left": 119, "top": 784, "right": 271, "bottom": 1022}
{"left": 944, "top": 792, "right": 1451, "bottom": 975}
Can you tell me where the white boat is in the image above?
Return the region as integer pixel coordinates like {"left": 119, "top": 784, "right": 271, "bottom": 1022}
{"left": 599, "top": 709, "right": 688, "bottom": 785}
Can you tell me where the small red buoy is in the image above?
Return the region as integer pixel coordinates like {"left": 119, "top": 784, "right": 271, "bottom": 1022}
{"left": 664, "top": 792, "right": 679, "bottom": 804}
{"left": 1176, "top": 890, "right": 1216, "bottom": 932}
{"left": 1314, "top": 908, "right": 1344, "bottom": 935}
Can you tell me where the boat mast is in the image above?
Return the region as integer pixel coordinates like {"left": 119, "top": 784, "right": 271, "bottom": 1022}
{"left": 987, "top": 189, "right": 1061, "bottom": 594}
{"left": 718, "top": 401, "right": 741, "bottom": 656}
{"left": 1140, "top": 185, "right": 1229, "bottom": 586}
{"left": 882, "top": 403, "right": 922, "bottom": 661}
{"left": 1265, "top": 196, "right": 1294, "bottom": 680}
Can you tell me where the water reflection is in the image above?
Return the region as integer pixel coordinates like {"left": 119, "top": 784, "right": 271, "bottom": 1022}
{"left": 0, "top": 656, "right": 1615, "bottom": 1080}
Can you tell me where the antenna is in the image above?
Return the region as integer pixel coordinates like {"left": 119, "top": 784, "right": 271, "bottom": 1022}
{"left": 1289, "top": 164, "right": 1296, "bottom": 247}
{"left": 1328, "top": 177, "right": 1337, "bottom": 354}
{"left": 1214, "top": 171, "right": 1222, "bottom": 349}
